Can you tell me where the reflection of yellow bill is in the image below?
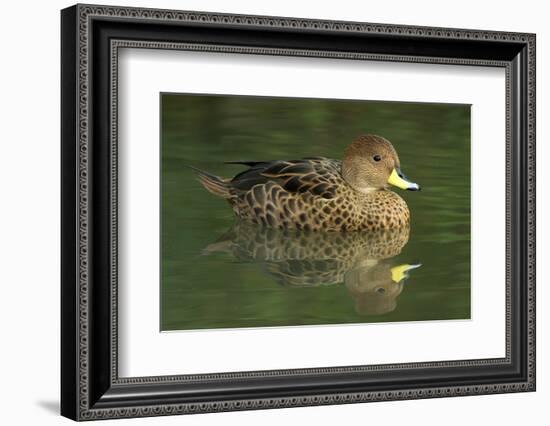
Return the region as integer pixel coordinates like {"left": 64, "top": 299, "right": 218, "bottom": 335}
{"left": 391, "top": 263, "right": 422, "bottom": 283}
{"left": 387, "top": 168, "right": 420, "bottom": 191}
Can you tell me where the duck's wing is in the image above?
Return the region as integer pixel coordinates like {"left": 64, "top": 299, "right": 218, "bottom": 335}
{"left": 228, "top": 157, "right": 341, "bottom": 199}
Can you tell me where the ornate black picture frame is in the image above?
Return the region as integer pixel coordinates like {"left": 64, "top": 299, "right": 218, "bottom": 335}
{"left": 61, "top": 3, "right": 536, "bottom": 421}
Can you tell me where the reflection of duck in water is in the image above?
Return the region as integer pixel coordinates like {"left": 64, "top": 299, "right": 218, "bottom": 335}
{"left": 193, "top": 134, "right": 420, "bottom": 231}
{"left": 204, "top": 222, "right": 421, "bottom": 316}
{"left": 345, "top": 261, "right": 420, "bottom": 316}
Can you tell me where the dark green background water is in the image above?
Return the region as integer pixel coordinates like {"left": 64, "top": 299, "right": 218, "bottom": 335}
{"left": 161, "top": 94, "right": 470, "bottom": 331}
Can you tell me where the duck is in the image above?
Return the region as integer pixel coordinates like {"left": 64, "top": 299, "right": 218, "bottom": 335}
{"left": 193, "top": 134, "right": 420, "bottom": 232}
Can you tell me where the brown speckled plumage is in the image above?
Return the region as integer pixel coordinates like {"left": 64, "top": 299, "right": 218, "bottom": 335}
{"left": 193, "top": 134, "right": 418, "bottom": 231}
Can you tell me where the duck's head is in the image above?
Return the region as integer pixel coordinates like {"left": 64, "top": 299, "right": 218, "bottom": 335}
{"left": 342, "top": 134, "right": 420, "bottom": 193}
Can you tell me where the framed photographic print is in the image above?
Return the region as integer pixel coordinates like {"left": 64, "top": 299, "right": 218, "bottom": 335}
{"left": 61, "top": 4, "right": 536, "bottom": 421}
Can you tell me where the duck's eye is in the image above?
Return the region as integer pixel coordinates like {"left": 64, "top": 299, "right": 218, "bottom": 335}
{"left": 373, "top": 155, "right": 382, "bottom": 162}
{"left": 376, "top": 287, "right": 386, "bottom": 294}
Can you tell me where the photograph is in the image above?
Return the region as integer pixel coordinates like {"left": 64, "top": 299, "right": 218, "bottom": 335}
{"left": 160, "top": 94, "right": 471, "bottom": 331}
{"left": 58, "top": 3, "right": 536, "bottom": 420}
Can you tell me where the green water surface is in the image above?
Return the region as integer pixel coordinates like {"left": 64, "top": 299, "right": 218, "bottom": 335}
{"left": 161, "top": 94, "right": 471, "bottom": 331}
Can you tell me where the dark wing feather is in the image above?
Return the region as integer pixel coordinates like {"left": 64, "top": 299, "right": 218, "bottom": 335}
{"left": 283, "top": 175, "right": 306, "bottom": 193}
{"left": 262, "top": 162, "right": 299, "bottom": 176}
{"left": 228, "top": 158, "right": 340, "bottom": 199}
{"left": 230, "top": 163, "right": 273, "bottom": 190}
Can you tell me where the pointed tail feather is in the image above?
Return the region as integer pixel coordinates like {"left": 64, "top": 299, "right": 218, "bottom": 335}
{"left": 190, "top": 166, "right": 232, "bottom": 199}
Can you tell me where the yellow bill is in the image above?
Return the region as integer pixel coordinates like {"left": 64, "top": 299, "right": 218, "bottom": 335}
{"left": 388, "top": 167, "right": 420, "bottom": 191}
{"left": 390, "top": 263, "right": 422, "bottom": 283}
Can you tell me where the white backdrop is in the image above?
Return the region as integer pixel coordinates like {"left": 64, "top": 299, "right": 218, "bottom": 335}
{"left": 0, "top": 0, "right": 547, "bottom": 425}
{"left": 119, "top": 50, "right": 506, "bottom": 377}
